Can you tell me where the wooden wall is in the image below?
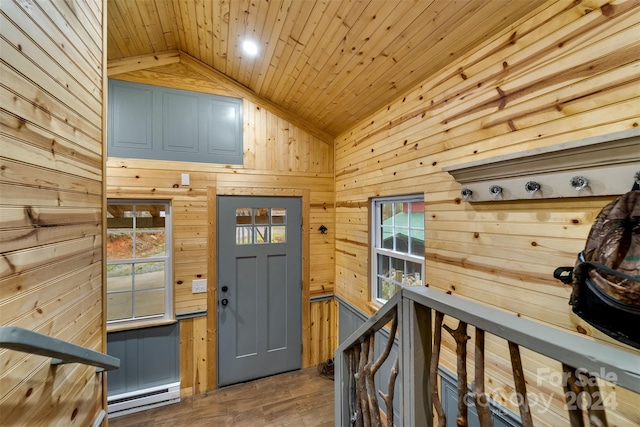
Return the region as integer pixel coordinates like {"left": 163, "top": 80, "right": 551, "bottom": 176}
{"left": 0, "top": 0, "right": 107, "bottom": 425}
{"left": 334, "top": 0, "right": 640, "bottom": 425}
{"left": 107, "top": 58, "right": 336, "bottom": 397}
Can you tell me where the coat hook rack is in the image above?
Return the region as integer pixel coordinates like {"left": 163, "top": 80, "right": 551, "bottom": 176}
{"left": 442, "top": 129, "right": 639, "bottom": 202}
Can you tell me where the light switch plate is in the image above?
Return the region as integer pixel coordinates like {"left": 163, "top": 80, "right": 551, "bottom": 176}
{"left": 192, "top": 279, "right": 207, "bottom": 293}
{"left": 181, "top": 173, "right": 190, "bottom": 186}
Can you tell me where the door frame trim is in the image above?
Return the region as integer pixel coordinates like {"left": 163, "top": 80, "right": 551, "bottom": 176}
{"left": 207, "top": 186, "right": 311, "bottom": 390}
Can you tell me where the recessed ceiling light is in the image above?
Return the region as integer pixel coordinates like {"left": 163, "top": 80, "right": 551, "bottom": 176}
{"left": 242, "top": 40, "right": 259, "bottom": 56}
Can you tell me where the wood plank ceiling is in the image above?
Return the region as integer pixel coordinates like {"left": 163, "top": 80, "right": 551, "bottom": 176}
{"left": 107, "top": 0, "right": 547, "bottom": 137}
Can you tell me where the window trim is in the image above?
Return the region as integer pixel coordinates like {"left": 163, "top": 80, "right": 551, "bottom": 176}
{"left": 371, "top": 194, "right": 425, "bottom": 304}
{"left": 106, "top": 199, "right": 173, "bottom": 329}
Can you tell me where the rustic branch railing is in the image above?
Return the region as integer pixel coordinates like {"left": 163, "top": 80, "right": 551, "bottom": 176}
{"left": 335, "top": 287, "right": 640, "bottom": 427}
{"left": 0, "top": 326, "right": 120, "bottom": 372}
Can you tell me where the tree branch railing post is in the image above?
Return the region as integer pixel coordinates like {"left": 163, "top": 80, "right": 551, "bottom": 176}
{"left": 335, "top": 292, "right": 402, "bottom": 427}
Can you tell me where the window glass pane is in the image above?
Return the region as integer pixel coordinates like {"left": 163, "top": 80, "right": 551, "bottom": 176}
{"left": 272, "top": 208, "right": 286, "bottom": 224}
{"left": 373, "top": 197, "right": 424, "bottom": 302}
{"left": 107, "top": 292, "right": 133, "bottom": 321}
{"left": 134, "top": 289, "right": 165, "bottom": 317}
{"left": 106, "top": 205, "right": 134, "bottom": 227}
{"left": 236, "top": 226, "right": 253, "bottom": 244}
{"left": 271, "top": 226, "right": 286, "bottom": 243}
{"left": 107, "top": 200, "right": 171, "bottom": 324}
{"left": 394, "top": 228, "right": 409, "bottom": 253}
{"left": 394, "top": 203, "right": 410, "bottom": 227}
{"left": 107, "top": 264, "right": 133, "bottom": 291}
{"left": 254, "top": 208, "right": 269, "bottom": 224}
{"left": 410, "top": 229, "right": 424, "bottom": 256}
{"left": 381, "top": 226, "right": 394, "bottom": 249}
{"left": 236, "top": 208, "right": 252, "bottom": 225}
{"left": 135, "top": 206, "right": 164, "bottom": 225}
{"left": 409, "top": 201, "right": 424, "bottom": 214}
{"left": 405, "top": 261, "right": 422, "bottom": 286}
{"left": 136, "top": 230, "right": 166, "bottom": 258}
{"left": 134, "top": 262, "right": 165, "bottom": 290}
{"left": 377, "top": 254, "right": 390, "bottom": 278}
{"left": 255, "top": 226, "right": 269, "bottom": 243}
{"left": 107, "top": 231, "right": 134, "bottom": 260}
{"left": 380, "top": 203, "right": 394, "bottom": 223}
{"left": 389, "top": 257, "right": 404, "bottom": 284}
{"left": 378, "top": 276, "right": 399, "bottom": 301}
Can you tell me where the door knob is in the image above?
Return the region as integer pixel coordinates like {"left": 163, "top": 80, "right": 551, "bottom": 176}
{"left": 221, "top": 298, "right": 229, "bottom": 306}
{"left": 221, "top": 285, "right": 228, "bottom": 292}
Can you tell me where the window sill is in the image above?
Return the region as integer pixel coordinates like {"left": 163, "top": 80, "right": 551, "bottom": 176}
{"left": 107, "top": 317, "right": 177, "bottom": 333}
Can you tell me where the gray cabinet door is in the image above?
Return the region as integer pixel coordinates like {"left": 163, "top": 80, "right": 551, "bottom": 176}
{"left": 217, "top": 196, "right": 302, "bottom": 387}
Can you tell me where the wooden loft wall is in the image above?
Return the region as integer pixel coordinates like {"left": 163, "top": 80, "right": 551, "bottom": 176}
{"left": 107, "top": 56, "right": 336, "bottom": 397}
{"left": 0, "top": 0, "right": 107, "bottom": 425}
{"left": 334, "top": 0, "right": 639, "bottom": 426}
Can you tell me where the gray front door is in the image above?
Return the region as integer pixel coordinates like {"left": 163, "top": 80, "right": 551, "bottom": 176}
{"left": 217, "top": 196, "right": 302, "bottom": 387}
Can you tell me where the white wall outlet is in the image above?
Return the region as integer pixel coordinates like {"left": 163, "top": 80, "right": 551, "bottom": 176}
{"left": 192, "top": 279, "right": 207, "bottom": 294}
{"left": 181, "top": 173, "right": 190, "bottom": 186}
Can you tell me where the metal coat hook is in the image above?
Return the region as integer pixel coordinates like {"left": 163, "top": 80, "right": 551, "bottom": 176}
{"left": 489, "top": 185, "right": 503, "bottom": 196}
{"left": 318, "top": 225, "right": 328, "bottom": 234}
{"left": 461, "top": 188, "right": 473, "bottom": 200}
{"left": 570, "top": 176, "right": 588, "bottom": 191}
{"left": 525, "top": 181, "right": 540, "bottom": 194}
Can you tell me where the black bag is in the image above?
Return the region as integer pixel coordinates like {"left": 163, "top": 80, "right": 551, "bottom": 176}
{"left": 554, "top": 190, "right": 640, "bottom": 349}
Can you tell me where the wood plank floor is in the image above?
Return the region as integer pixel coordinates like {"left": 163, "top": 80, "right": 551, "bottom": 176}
{"left": 108, "top": 367, "right": 335, "bottom": 427}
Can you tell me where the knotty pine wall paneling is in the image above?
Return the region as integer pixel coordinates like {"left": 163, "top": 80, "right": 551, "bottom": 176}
{"left": 107, "top": 60, "right": 335, "bottom": 397}
{"left": 334, "top": 1, "right": 640, "bottom": 425}
{"left": 0, "top": 0, "right": 107, "bottom": 425}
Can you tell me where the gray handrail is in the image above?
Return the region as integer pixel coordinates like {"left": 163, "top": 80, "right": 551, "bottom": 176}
{"left": 0, "top": 326, "right": 119, "bottom": 371}
{"left": 336, "top": 290, "right": 401, "bottom": 354}
{"left": 403, "top": 286, "right": 640, "bottom": 394}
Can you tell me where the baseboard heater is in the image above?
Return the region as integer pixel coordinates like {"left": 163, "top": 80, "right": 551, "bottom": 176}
{"left": 107, "top": 382, "right": 180, "bottom": 418}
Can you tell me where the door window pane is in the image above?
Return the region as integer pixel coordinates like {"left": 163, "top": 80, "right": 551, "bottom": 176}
{"left": 272, "top": 208, "right": 286, "bottom": 224}
{"left": 236, "top": 226, "right": 253, "bottom": 244}
{"left": 255, "top": 226, "right": 269, "bottom": 243}
{"left": 234, "top": 207, "right": 287, "bottom": 245}
{"left": 254, "top": 208, "right": 269, "bottom": 224}
{"left": 236, "top": 208, "right": 252, "bottom": 225}
{"left": 271, "top": 226, "right": 286, "bottom": 243}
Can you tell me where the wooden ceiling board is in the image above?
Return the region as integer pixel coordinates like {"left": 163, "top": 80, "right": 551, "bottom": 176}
{"left": 107, "top": 0, "right": 549, "bottom": 137}
{"left": 289, "top": 0, "right": 408, "bottom": 112}
{"left": 299, "top": 0, "right": 453, "bottom": 124}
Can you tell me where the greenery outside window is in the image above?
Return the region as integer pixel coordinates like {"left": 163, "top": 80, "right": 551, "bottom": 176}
{"left": 106, "top": 200, "right": 172, "bottom": 325}
{"left": 372, "top": 195, "right": 424, "bottom": 303}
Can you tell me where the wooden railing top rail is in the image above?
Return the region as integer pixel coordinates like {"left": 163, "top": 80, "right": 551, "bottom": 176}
{"left": 403, "top": 286, "right": 640, "bottom": 394}
{"left": 0, "top": 326, "right": 120, "bottom": 371}
{"left": 335, "top": 291, "right": 401, "bottom": 354}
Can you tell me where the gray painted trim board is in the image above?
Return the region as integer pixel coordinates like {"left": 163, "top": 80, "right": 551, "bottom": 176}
{"left": 176, "top": 310, "right": 207, "bottom": 320}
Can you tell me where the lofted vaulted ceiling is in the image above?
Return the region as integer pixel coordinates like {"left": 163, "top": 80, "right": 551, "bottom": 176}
{"left": 107, "top": 0, "right": 547, "bottom": 137}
